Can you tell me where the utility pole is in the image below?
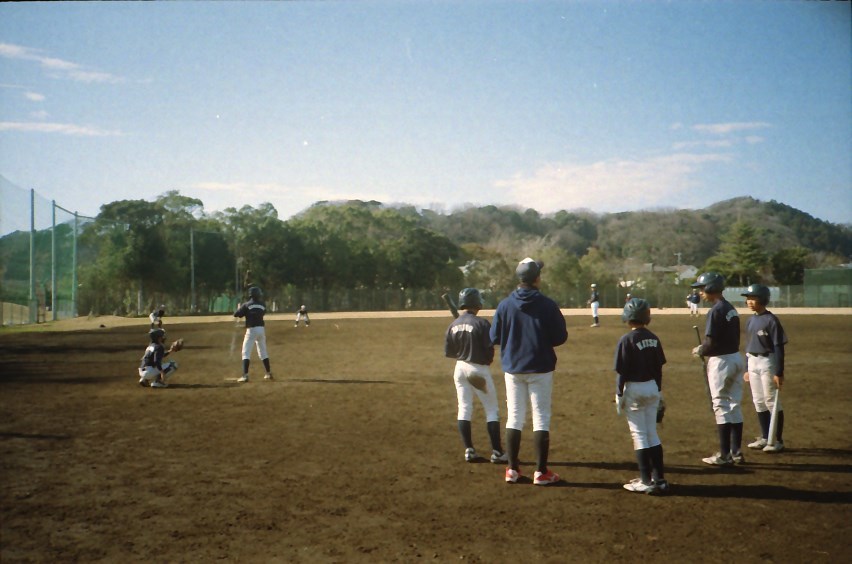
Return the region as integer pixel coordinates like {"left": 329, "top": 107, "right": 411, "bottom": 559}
{"left": 674, "top": 252, "right": 682, "bottom": 266}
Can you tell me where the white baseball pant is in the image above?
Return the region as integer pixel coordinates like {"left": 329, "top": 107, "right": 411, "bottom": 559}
{"left": 242, "top": 326, "right": 269, "bottom": 360}
{"left": 707, "top": 352, "right": 745, "bottom": 424}
{"left": 453, "top": 361, "right": 500, "bottom": 422}
{"left": 746, "top": 353, "right": 781, "bottom": 413}
{"left": 623, "top": 380, "right": 661, "bottom": 450}
{"left": 138, "top": 361, "right": 178, "bottom": 383}
{"left": 504, "top": 371, "right": 553, "bottom": 432}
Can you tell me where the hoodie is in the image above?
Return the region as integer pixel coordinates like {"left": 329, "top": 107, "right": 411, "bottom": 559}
{"left": 490, "top": 287, "right": 568, "bottom": 374}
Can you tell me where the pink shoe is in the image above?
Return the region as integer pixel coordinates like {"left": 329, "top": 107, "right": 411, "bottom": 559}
{"left": 505, "top": 468, "right": 521, "bottom": 484}
{"left": 533, "top": 469, "right": 560, "bottom": 485}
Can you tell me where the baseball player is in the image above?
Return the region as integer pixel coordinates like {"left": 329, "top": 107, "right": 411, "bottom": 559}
{"left": 444, "top": 288, "right": 507, "bottom": 464}
{"left": 491, "top": 258, "right": 568, "bottom": 485}
{"left": 687, "top": 290, "right": 700, "bottom": 316}
{"left": 588, "top": 283, "right": 600, "bottom": 327}
{"left": 295, "top": 304, "right": 310, "bottom": 327}
{"left": 233, "top": 286, "right": 273, "bottom": 382}
{"left": 691, "top": 272, "right": 746, "bottom": 466}
{"left": 149, "top": 304, "right": 166, "bottom": 328}
{"left": 614, "top": 298, "right": 668, "bottom": 495}
{"left": 138, "top": 328, "right": 178, "bottom": 388}
{"left": 741, "top": 284, "right": 788, "bottom": 453}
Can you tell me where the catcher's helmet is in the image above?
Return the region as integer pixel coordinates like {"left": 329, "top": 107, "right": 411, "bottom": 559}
{"left": 458, "top": 288, "right": 483, "bottom": 310}
{"left": 622, "top": 297, "right": 651, "bottom": 324}
{"left": 249, "top": 286, "right": 263, "bottom": 300}
{"left": 149, "top": 328, "right": 166, "bottom": 342}
{"left": 691, "top": 272, "right": 725, "bottom": 293}
{"left": 741, "top": 283, "right": 770, "bottom": 305}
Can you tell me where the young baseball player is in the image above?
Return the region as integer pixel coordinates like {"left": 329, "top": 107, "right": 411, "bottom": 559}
{"left": 687, "top": 290, "right": 700, "bottom": 316}
{"left": 741, "top": 284, "right": 788, "bottom": 453}
{"left": 614, "top": 298, "right": 668, "bottom": 494}
{"left": 491, "top": 258, "right": 568, "bottom": 485}
{"left": 444, "top": 288, "right": 507, "bottom": 464}
{"left": 691, "top": 272, "right": 746, "bottom": 466}
{"left": 138, "top": 328, "right": 178, "bottom": 388}
{"left": 149, "top": 304, "right": 166, "bottom": 328}
{"left": 234, "top": 286, "right": 273, "bottom": 382}
{"left": 295, "top": 304, "right": 310, "bottom": 327}
{"left": 588, "top": 283, "right": 600, "bottom": 327}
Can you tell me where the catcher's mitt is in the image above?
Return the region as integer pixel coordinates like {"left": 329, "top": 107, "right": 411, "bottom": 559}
{"left": 467, "top": 373, "right": 488, "bottom": 392}
{"left": 656, "top": 396, "right": 666, "bottom": 423}
{"left": 169, "top": 338, "right": 184, "bottom": 352}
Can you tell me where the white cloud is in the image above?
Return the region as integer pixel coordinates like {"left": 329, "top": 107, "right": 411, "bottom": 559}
{"left": 30, "top": 110, "right": 49, "bottom": 120}
{"left": 693, "top": 122, "right": 771, "bottom": 135}
{"left": 24, "top": 91, "right": 45, "bottom": 102}
{"left": 495, "top": 152, "right": 732, "bottom": 214}
{"left": 0, "top": 42, "right": 123, "bottom": 84}
{"left": 0, "top": 121, "right": 122, "bottom": 136}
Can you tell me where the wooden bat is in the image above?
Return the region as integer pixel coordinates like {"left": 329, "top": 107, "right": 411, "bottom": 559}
{"left": 441, "top": 293, "right": 459, "bottom": 319}
{"left": 767, "top": 387, "right": 781, "bottom": 446}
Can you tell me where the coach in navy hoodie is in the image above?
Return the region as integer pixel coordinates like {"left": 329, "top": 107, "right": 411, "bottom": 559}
{"left": 491, "top": 258, "right": 568, "bottom": 486}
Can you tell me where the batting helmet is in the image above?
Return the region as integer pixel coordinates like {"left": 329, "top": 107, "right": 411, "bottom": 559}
{"left": 149, "top": 328, "right": 166, "bottom": 342}
{"left": 622, "top": 297, "right": 651, "bottom": 324}
{"left": 249, "top": 286, "right": 263, "bottom": 300}
{"left": 741, "top": 283, "right": 770, "bottom": 305}
{"left": 458, "top": 288, "right": 483, "bottom": 310}
{"left": 691, "top": 272, "right": 725, "bottom": 293}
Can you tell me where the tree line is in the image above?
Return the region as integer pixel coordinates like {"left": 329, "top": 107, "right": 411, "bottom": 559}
{"left": 1, "top": 192, "right": 849, "bottom": 315}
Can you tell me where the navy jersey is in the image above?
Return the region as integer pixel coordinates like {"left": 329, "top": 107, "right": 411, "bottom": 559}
{"left": 234, "top": 298, "right": 266, "bottom": 327}
{"left": 445, "top": 312, "right": 495, "bottom": 365}
{"left": 688, "top": 293, "right": 700, "bottom": 304}
{"left": 702, "top": 298, "right": 740, "bottom": 356}
{"left": 613, "top": 327, "right": 666, "bottom": 394}
{"left": 745, "top": 310, "right": 788, "bottom": 376}
{"left": 590, "top": 290, "right": 600, "bottom": 303}
{"left": 140, "top": 342, "right": 166, "bottom": 371}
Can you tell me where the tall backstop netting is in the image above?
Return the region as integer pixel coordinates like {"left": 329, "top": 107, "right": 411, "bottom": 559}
{"left": 1, "top": 177, "right": 93, "bottom": 325}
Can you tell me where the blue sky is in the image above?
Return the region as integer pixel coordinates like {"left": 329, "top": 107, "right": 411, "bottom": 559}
{"left": 1, "top": 0, "right": 850, "bottom": 228}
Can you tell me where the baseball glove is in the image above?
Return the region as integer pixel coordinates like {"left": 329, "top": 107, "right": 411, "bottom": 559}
{"left": 169, "top": 338, "right": 184, "bottom": 352}
{"left": 467, "top": 373, "right": 488, "bottom": 392}
{"left": 656, "top": 396, "right": 666, "bottom": 424}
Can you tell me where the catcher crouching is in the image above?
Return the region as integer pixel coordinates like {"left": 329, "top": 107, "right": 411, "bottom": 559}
{"left": 138, "top": 328, "right": 183, "bottom": 388}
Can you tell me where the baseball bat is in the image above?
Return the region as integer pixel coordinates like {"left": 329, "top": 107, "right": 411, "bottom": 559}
{"left": 694, "top": 326, "right": 714, "bottom": 413}
{"left": 441, "top": 293, "right": 459, "bottom": 319}
{"left": 767, "top": 387, "right": 781, "bottom": 446}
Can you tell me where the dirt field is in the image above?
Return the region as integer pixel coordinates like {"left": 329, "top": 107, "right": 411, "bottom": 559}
{"left": 1, "top": 312, "right": 851, "bottom": 563}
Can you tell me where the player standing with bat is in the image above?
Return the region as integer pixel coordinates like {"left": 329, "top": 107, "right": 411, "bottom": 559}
{"left": 444, "top": 288, "right": 508, "bottom": 464}
{"left": 233, "top": 286, "right": 273, "bottom": 383}
{"left": 741, "top": 284, "right": 788, "bottom": 453}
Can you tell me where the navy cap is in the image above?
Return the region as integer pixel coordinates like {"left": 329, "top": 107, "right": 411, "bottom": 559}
{"left": 516, "top": 257, "right": 544, "bottom": 283}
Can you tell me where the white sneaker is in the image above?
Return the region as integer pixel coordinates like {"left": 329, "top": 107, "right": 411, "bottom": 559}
{"left": 490, "top": 450, "right": 508, "bottom": 464}
{"left": 464, "top": 447, "right": 477, "bottom": 462}
{"left": 237, "top": 375, "right": 249, "bottom": 383}
{"left": 763, "top": 441, "right": 784, "bottom": 453}
{"left": 264, "top": 373, "right": 274, "bottom": 380}
{"left": 151, "top": 381, "right": 168, "bottom": 388}
{"left": 747, "top": 437, "right": 767, "bottom": 450}
{"left": 702, "top": 452, "right": 734, "bottom": 466}
{"left": 505, "top": 468, "right": 520, "bottom": 484}
{"left": 623, "top": 477, "right": 654, "bottom": 493}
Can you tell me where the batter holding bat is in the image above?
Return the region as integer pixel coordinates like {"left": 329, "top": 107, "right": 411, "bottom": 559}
{"left": 444, "top": 288, "right": 507, "bottom": 464}
{"left": 741, "top": 284, "right": 788, "bottom": 453}
{"left": 691, "top": 272, "right": 746, "bottom": 466}
{"left": 233, "top": 286, "right": 273, "bottom": 383}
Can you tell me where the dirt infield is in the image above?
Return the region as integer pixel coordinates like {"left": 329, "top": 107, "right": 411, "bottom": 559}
{"left": 1, "top": 313, "right": 851, "bottom": 562}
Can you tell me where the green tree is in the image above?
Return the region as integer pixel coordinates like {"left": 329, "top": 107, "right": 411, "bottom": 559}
{"left": 771, "top": 247, "right": 811, "bottom": 285}
{"left": 703, "top": 221, "right": 768, "bottom": 286}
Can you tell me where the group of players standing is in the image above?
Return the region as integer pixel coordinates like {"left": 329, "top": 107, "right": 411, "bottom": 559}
{"left": 445, "top": 258, "right": 788, "bottom": 493}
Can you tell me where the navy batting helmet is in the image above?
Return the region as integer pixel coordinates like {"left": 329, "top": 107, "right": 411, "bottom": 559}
{"left": 149, "top": 328, "right": 166, "bottom": 342}
{"left": 622, "top": 297, "right": 651, "bottom": 324}
{"left": 741, "top": 283, "right": 770, "bottom": 305}
{"left": 692, "top": 272, "right": 725, "bottom": 293}
{"left": 249, "top": 286, "right": 263, "bottom": 300}
{"left": 516, "top": 257, "right": 544, "bottom": 283}
{"left": 458, "top": 288, "right": 483, "bottom": 310}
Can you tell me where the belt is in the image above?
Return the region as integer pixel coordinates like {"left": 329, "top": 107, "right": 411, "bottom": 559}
{"left": 748, "top": 352, "right": 769, "bottom": 357}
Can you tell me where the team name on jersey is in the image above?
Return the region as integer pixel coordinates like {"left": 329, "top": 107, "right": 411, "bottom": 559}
{"left": 726, "top": 309, "right": 739, "bottom": 322}
{"left": 636, "top": 338, "right": 659, "bottom": 350}
{"left": 451, "top": 324, "right": 475, "bottom": 334}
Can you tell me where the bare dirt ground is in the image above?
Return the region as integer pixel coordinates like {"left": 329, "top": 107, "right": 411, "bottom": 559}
{"left": 1, "top": 312, "right": 851, "bottom": 563}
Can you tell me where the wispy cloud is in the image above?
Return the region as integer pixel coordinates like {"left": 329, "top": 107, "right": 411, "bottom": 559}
{"left": 30, "top": 110, "right": 49, "bottom": 120}
{"left": 495, "top": 153, "right": 732, "bottom": 214}
{"left": 693, "top": 122, "right": 771, "bottom": 135}
{"left": 0, "top": 42, "right": 124, "bottom": 84}
{"left": 0, "top": 122, "right": 122, "bottom": 136}
{"left": 24, "top": 91, "right": 45, "bottom": 102}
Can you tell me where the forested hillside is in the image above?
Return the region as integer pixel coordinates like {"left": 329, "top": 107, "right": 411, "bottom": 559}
{"left": 1, "top": 193, "right": 849, "bottom": 315}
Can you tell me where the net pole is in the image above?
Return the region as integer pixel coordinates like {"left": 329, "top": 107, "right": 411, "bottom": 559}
{"left": 29, "top": 189, "right": 36, "bottom": 323}
{"left": 72, "top": 212, "right": 78, "bottom": 318}
{"left": 190, "top": 227, "right": 196, "bottom": 313}
{"left": 51, "top": 200, "right": 57, "bottom": 321}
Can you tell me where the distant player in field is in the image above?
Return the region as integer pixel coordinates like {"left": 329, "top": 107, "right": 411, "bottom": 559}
{"left": 295, "top": 304, "right": 310, "bottom": 327}
{"left": 234, "top": 286, "right": 273, "bottom": 383}
{"left": 687, "top": 289, "right": 700, "bottom": 316}
{"left": 741, "top": 284, "right": 788, "bottom": 453}
{"left": 588, "top": 283, "right": 600, "bottom": 327}
{"left": 149, "top": 304, "right": 166, "bottom": 328}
